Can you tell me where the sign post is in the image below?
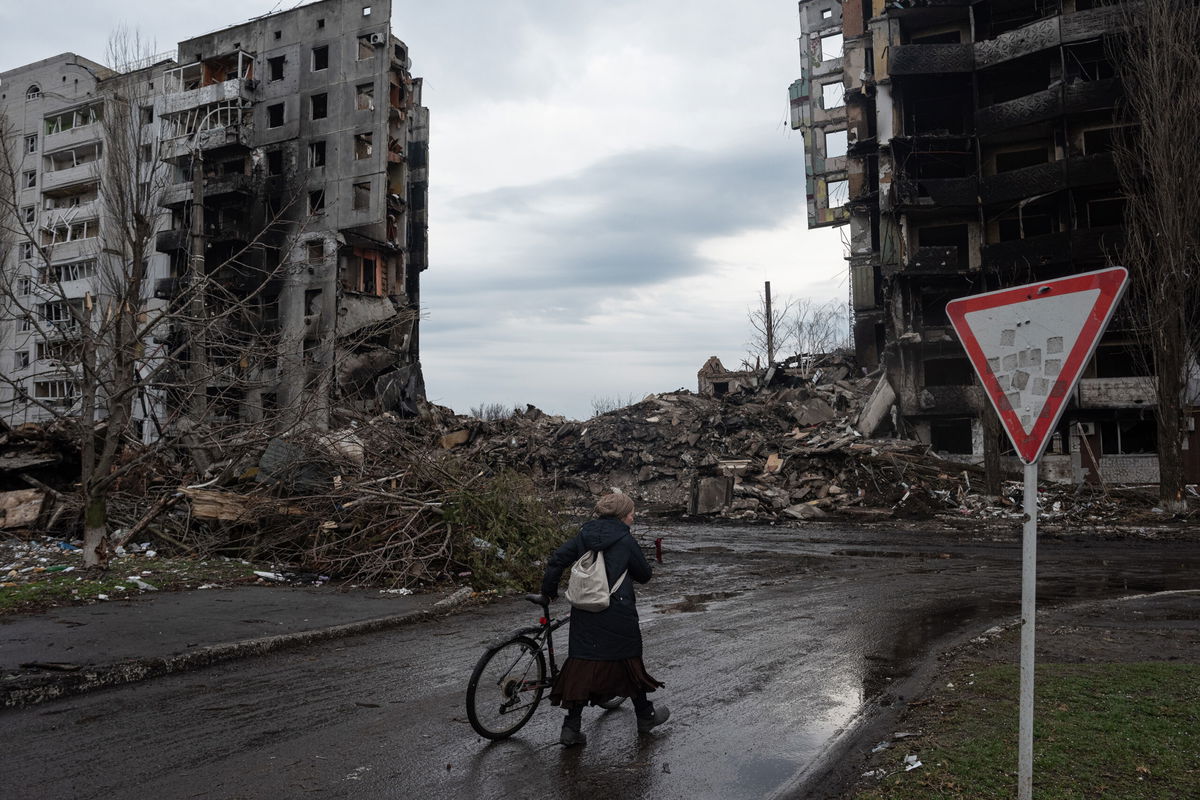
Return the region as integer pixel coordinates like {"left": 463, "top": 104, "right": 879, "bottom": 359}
{"left": 946, "top": 267, "right": 1128, "bottom": 800}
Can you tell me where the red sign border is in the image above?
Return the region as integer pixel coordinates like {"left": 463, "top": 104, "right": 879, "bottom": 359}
{"left": 946, "top": 267, "right": 1129, "bottom": 464}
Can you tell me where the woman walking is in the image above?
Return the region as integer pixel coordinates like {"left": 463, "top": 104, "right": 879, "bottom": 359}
{"left": 540, "top": 493, "right": 669, "bottom": 746}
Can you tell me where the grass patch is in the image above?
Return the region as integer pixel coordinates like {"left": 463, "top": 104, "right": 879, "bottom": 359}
{"left": 0, "top": 556, "right": 262, "bottom": 614}
{"left": 857, "top": 662, "right": 1200, "bottom": 800}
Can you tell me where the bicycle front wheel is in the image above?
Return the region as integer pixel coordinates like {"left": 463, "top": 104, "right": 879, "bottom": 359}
{"left": 466, "top": 636, "right": 547, "bottom": 739}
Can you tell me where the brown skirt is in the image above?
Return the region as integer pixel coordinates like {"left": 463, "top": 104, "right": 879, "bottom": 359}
{"left": 549, "top": 657, "right": 663, "bottom": 707}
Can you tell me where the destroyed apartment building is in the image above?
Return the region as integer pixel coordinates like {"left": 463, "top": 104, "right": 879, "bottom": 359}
{"left": 0, "top": 0, "right": 429, "bottom": 439}
{"left": 788, "top": 0, "right": 1200, "bottom": 484}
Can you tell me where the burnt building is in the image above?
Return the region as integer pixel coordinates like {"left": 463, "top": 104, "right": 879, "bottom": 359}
{"left": 0, "top": 0, "right": 428, "bottom": 436}
{"left": 788, "top": 0, "right": 1198, "bottom": 483}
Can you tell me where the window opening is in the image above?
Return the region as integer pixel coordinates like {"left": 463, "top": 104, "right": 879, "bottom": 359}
{"left": 268, "top": 56, "right": 285, "bottom": 82}
{"left": 353, "top": 181, "right": 371, "bottom": 210}
{"left": 267, "top": 103, "right": 285, "bottom": 128}
{"left": 822, "top": 82, "right": 844, "bottom": 110}
{"left": 310, "top": 93, "right": 328, "bottom": 120}
{"left": 312, "top": 45, "right": 329, "bottom": 71}
{"left": 827, "top": 179, "right": 849, "bottom": 206}
{"left": 819, "top": 33, "right": 843, "bottom": 61}
{"left": 354, "top": 132, "right": 374, "bottom": 160}
{"left": 266, "top": 150, "right": 284, "bottom": 175}
{"left": 25, "top": 134, "right": 37, "bottom": 154}
{"left": 356, "top": 83, "right": 375, "bottom": 111}
{"left": 309, "top": 189, "right": 326, "bottom": 215}
{"left": 308, "top": 141, "right": 326, "bottom": 167}
{"left": 358, "top": 36, "right": 376, "bottom": 60}
{"left": 825, "top": 129, "right": 848, "bottom": 158}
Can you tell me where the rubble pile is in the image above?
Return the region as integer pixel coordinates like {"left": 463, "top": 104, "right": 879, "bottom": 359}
{"left": 423, "top": 355, "right": 987, "bottom": 522}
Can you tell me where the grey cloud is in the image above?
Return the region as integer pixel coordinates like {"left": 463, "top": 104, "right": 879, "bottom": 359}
{"left": 449, "top": 144, "right": 801, "bottom": 292}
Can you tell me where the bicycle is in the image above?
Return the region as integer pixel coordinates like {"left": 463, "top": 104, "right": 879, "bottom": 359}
{"left": 466, "top": 593, "right": 626, "bottom": 739}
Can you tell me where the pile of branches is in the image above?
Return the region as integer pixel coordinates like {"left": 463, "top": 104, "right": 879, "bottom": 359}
{"left": 155, "top": 418, "right": 569, "bottom": 590}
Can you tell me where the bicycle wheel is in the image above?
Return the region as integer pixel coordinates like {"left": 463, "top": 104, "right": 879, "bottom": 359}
{"left": 466, "top": 636, "right": 547, "bottom": 739}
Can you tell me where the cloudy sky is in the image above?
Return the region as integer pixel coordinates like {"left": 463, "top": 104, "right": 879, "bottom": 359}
{"left": 1, "top": 0, "right": 845, "bottom": 420}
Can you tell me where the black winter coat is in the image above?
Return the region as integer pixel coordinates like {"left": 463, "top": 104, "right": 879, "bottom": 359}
{"left": 540, "top": 517, "right": 653, "bottom": 661}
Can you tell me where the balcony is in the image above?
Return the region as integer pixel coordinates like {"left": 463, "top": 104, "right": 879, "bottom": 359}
{"left": 161, "top": 173, "right": 253, "bottom": 208}
{"left": 975, "top": 17, "right": 1060, "bottom": 69}
{"left": 161, "top": 52, "right": 255, "bottom": 116}
{"left": 889, "top": 43, "right": 974, "bottom": 76}
{"left": 907, "top": 246, "right": 966, "bottom": 274}
{"left": 41, "top": 163, "right": 100, "bottom": 194}
{"left": 160, "top": 121, "right": 252, "bottom": 163}
{"left": 42, "top": 124, "right": 102, "bottom": 155}
{"left": 44, "top": 238, "right": 98, "bottom": 265}
{"left": 1078, "top": 377, "right": 1155, "bottom": 409}
{"left": 976, "top": 78, "right": 1122, "bottom": 136}
{"left": 892, "top": 176, "right": 978, "bottom": 208}
{"left": 156, "top": 228, "right": 188, "bottom": 254}
{"left": 154, "top": 277, "right": 183, "bottom": 300}
{"left": 980, "top": 153, "right": 1117, "bottom": 206}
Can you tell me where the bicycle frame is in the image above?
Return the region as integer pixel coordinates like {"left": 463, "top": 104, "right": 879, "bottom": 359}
{"left": 509, "top": 597, "right": 568, "bottom": 685}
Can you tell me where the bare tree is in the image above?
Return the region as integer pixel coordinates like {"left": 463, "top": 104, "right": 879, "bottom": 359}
{"left": 744, "top": 286, "right": 796, "bottom": 368}
{"left": 788, "top": 297, "right": 850, "bottom": 358}
{"left": 1109, "top": 0, "right": 1200, "bottom": 511}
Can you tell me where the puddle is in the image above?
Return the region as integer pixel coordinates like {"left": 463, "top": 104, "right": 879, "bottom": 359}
{"left": 657, "top": 591, "right": 741, "bottom": 614}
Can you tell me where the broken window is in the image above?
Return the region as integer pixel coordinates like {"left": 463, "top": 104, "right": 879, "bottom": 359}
{"left": 997, "top": 200, "right": 1056, "bottom": 241}
{"left": 34, "top": 379, "right": 79, "bottom": 404}
{"left": 273, "top": 30, "right": 282, "bottom": 41}
{"left": 911, "top": 31, "right": 961, "bottom": 44}
{"left": 356, "top": 82, "right": 375, "bottom": 111}
{"left": 345, "top": 254, "right": 379, "bottom": 294}
{"left": 23, "top": 170, "right": 36, "bottom": 188}
{"left": 353, "top": 181, "right": 371, "bottom": 210}
{"left": 266, "top": 150, "right": 284, "bottom": 176}
{"left": 1100, "top": 419, "right": 1157, "bottom": 455}
{"left": 140, "top": 105, "right": 153, "bottom": 124}
{"left": 822, "top": 82, "right": 844, "bottom": 110}
{"left": 925, "top": 358, "right": 974, "bottom": 386}
{"left": 268, "top": 56, "right": 285, "bottom": 82}
{"left": 19, "top": 241, "right": 35, "bottom": 260}
{"left": 16, "top": 277, "right": 31, "bottom": 296}
{"left": 308, "top": 140, "right": 326, "bottom": 168}
{"left": 308, "top": 189, "right": 326, "bottom": 215}
{"left": 1086, "top": 197, "right": 1126, "bottom": 228}
{"left": 827, "top": 179, "right": 849, "bottom": 206}
{"left": 14, "top": 350, "right": 30, "bottom": 370}
{"left": 1082, "top": 127, "right": 1122, "bottom": 155}
{"left": 819, "top": 33, "right": 843, "bottom": 61}
{"left": 43, "top": 103, "right": 101, "bottom": 135}
{"left": 306, "top": 240, "right": 324, "bottom": 262}
{"left": 41, "top": 259, "right": 96, "bottom": 284}
{"left": 310, "top": 93, "right": 328, "bottom": 120}
{"left": 312, "top": 45, "right": 329, "bottom": 71}
{"left": 1094, "top": 345, "right": 1153, "bottom": 378}
{"left": 824, "top": 129, "right": 848, "bottom": 158}
{"left": 26, "top": 84, "right": 41, "bottom": 100}
{"left": 358, "top": 35, "right": 376, "bottom": 60}
{"left": 21, "top": 205, "right": 35, "bottom": 224}
{"left": 917, "top": 224, "right": 970, "bottom": 268}
{"left": 25, "top": 134, "right": 37, "bottom": 154}
{"left": 354, "top": 132, "right": 373, "bottom": 160}
{"left": 317, "top": 18, "right": 325, "bottom": 29}
{"left": 994, "top": 147, "right": 1047, "bottom": 173}
{"left": 267, "top": 103, "right": 285, "bottom": 128}
{"left": 930, "top": 418, "right": 973, "bottom": 455}
{"left": 44, "top": 142, "right": 102, "bottom": 172}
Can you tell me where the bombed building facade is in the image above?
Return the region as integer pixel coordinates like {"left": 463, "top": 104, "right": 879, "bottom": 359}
{"left": 0, "top": 0, "right": 428, "bottom": 438}
{"left": 789, "top": 0, "right": 1200, "bottom": 483}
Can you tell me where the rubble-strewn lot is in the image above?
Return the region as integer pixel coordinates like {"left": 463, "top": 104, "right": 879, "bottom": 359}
{"left": 0, "top": 354, "right": 1187, "bottom": 603}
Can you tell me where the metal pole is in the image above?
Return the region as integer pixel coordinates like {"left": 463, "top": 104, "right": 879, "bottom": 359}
{"left": 764, "top": 280, "right": 774, "bottom": 366}
{"left": 1018, "top": 459, "right": 1038, "bottom": 800}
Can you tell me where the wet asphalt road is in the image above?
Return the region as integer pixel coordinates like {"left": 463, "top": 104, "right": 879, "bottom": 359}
{"left": 4, "top": 522, "right": 1199, "bottom": 800}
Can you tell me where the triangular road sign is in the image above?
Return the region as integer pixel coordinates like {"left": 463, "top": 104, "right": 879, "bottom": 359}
{"left": 946, "top": 267, "right": 1129, "bottom": 464}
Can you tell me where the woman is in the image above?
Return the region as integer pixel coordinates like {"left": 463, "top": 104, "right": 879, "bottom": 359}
{"left": 540, "top": 493, "right": 669, "bottom": 747}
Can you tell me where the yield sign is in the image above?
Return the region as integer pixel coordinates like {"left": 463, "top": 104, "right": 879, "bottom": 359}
{"left": 946, "top": 267, "right": 1129, "bottom": 464}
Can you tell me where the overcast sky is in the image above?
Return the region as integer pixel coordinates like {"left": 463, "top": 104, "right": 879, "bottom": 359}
{"left": 1, "top": 0, "right": 846, "bottom": 420}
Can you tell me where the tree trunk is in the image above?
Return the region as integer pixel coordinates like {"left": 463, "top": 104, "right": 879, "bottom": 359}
{"left": 980, "top": 398, "right": 1003, "bottom": 499}
{"left": 81, "top": 493, "right": 109, "bottom": 568}
{"left": 1156, "top": 337, "right": 1187, "bottom": 511}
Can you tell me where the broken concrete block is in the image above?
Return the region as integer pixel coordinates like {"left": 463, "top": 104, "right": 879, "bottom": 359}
{"left": 764, "top": 453, "right": 783, "bottom": 474}
{"left": 793, "top": 398, "right": 836, "bottom": 426}
{"left": 0, "top": 489, "right": 43, "bottom": 529}
{"left": 783, "top": 503, "right": 827, "bottom": 520}
{"left": 440, "top": 429, "right": 471, "bottom": 449}
{"left": 689, "top": 475, "right": 733, "bottom": 514}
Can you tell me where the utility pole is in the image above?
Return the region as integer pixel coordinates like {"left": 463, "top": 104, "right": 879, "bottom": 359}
{"left": 764, "top": 280, "right": 774, "bottom": 366}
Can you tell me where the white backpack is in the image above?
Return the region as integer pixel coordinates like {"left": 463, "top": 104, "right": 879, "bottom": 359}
{"left": 564, "top": 547, "right": 627, "bottom": 612}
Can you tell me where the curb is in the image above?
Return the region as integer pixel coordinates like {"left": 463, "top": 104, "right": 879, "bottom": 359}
{"left": 1, "top": 607, "right": 435, "bottom": 709}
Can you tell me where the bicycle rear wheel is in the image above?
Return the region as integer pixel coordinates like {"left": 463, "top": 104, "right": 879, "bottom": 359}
{"left": 466, "top": 636, "right": 547, "bottom": 739}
